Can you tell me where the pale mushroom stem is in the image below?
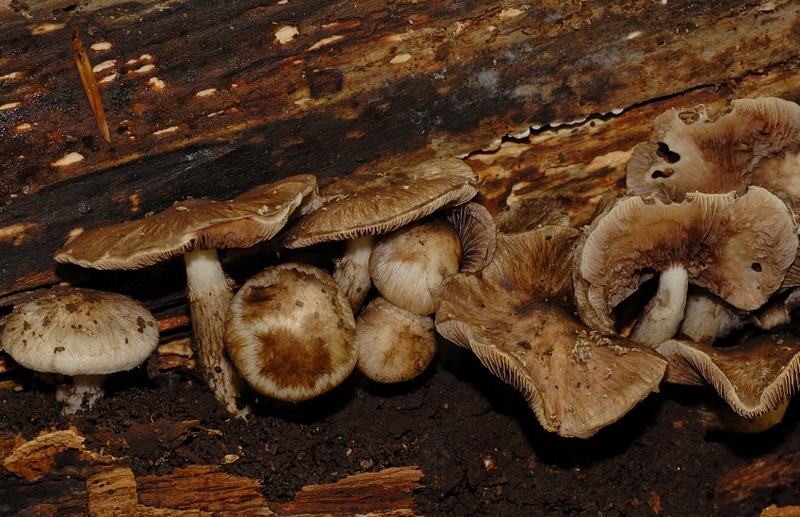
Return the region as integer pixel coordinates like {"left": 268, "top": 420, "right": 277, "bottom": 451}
{"left": 333, "top": 234, "right": 375, "bottom": 312}
{"left": 629, "top": 264, "right": 689, "bottom": 346}
{"left": 56, "top": 374, "right": 106, "bottom": 415}
{"left": 184, "top": 248, "right": 248, "bottom": 418}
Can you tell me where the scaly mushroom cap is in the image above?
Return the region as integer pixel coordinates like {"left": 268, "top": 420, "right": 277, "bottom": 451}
{"left": 656, "top": 334, "right": 800, "bottom": 419}
{"left": 435, "top": 226, "right": 667, "bottom": 438}
{"left": 626, "top": 97, "right": 800, "bottom": 205}
{"left": 2, "top": 287, "right": 158, "bottom": 376}
{"left": 283, "top": 157, "right": 478, "bottom": 248}
{"left": 355, "top": 297, "right": 437, "bottom": 383}
{"left": 578, "top": 187, "right": 798, "bottom": 331}
{"left": 225, "top": 263, "right": 357, "bottom": 402}
{"left": 369, "top": 218, "right": 462, "bottom": 315}
{"left": 54, "top": 174, "right": 319, "bottom": 269}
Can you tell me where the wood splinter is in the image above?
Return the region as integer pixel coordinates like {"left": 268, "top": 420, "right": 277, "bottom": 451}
{"left": 71, "top": 24, "right": 111, "bottom": 144}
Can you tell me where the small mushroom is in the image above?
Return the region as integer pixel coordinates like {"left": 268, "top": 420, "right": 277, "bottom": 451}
{"left": 436, "top": 226, "right": 667, "bottom": 438}
{"left": 576, "top": 187, "right": 798, "bottom": 344}
{"left": 284, "top": 157, "right": 478, "bottom": 311}
{"left": 355, "top": 297, "right": 437, "bottom": 383}
{"left": 1, "top": 287, "right": 159, "bottom": 414}
{"left": 676, "top": 289, "right": 746, "bottom": 345}
{"left": 224, "top": 263, "right": 357, "bottom": 402}
{"left": 626, "top": 97, "right": 800, "bottom": 206}
{"left": 656, "top": 333, "right": 800, "bottom": 419}
{"left": 447, "top": 201, "right": 497, "bottom": 274}
{"left": 54, "top": 175, "right": 318, "bottom": 416}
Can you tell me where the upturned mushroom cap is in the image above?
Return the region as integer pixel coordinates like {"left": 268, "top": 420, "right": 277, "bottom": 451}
{"left": 369, "top": 218, "right": 462, "bottom": 315}
{"left": 656, "top": 334, "right": 800, "bottom": 419}
{"left": 54, "top": 174, "right": 319, "bottom": 269}
{"left": 435, "top": 226, "right": 668, "bottom": 438}
{"left": 355, "top": 297, "right": 437, "bottom": 383}
{"left": 225, "top": 263, "right": 357, "bottom": 402}
{"left": 626, "top": 97, "right": 800, "bottom": 205}
{"left": 1, "top": 286, "right": 158, "bottom": 376}
{"left": 577, "top": 187, "right": 798, "bottom": 333}
{"left": 283, "top": 157, "right": 478, "bottom": 248}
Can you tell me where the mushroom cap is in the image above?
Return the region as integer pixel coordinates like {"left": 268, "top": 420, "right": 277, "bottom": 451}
{"left": 626, "top": 97, "right": 800, "bottom": 205}
{"left": 447, "top": 202, "right": 497, "bottom": 274}
{"left": 369, "top": 218, "right": 462, "bottom": 315}
{"left": 1, "top": 287, "right": 159, "bottom": 376}
{"left": 224, "top": 263, "right": 357, "bottom": 402}
{"left": 283, "top": 157, "right": 478, "bottom": 248}
{"left": 435, "top": 226, "right": 667, "bottom": 438}
{"left": 656, "top": 334, "right": 800, "bottom": 418}
{"left": 54, "top": 174, "right": 319, "bottom": 270}
{"left": 355, "top": 297, "right": 437, "bottom": 383}
{"left": 578, "top": 187, "right": 798, "bottom": 324}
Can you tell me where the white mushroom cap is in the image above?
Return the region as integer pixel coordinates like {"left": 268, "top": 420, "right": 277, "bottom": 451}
{"left": 1, "top": 287, "right": 159, "bottom": 376}
{"left": 355, "top": 297, "right": 437, "bottom": 383}
{"left": 225, "top": 263, "right": 357, "bottom": 402}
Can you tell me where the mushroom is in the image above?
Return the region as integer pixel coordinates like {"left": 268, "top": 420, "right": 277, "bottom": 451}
{"left": 435, "top": 226, "right": 667, "bottom": 438}
{"left": 355, "top": 297, "right": 437, "bottom": 383}
{"left": 283, "top": 157, "right": 478, "bottom": 311}
{"left": 656, "top": 333, "right": 800, "bottom": 420}
{"left": 224, "top": 263, "right": 357, "bottom": 402}
{"left": 676, "top": 289, "right": 746, "bottom": 345}
{"left": 447, "top": 201, "right": 497, "bottom": 274}
{"left": 54, "top": 174, "right": 318, "bottom": 416}
{"left": 369, "top": 217, "right": 462, "bottom": 316}
{"left": 575, "top": 187, "right": 798, "bottom": 345}
{"left": 1, "top": 286, "right": 159, "bottom": 414}
{"left": 626, "top": 97, "right": 800, "bottom": 206}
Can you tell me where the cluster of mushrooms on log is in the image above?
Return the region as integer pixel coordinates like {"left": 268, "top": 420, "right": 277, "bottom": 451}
{"left": 2, "top": 96, "right": 800, "bottom": 439}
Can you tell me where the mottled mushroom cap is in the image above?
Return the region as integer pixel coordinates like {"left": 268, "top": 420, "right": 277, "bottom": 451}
{"left": 626, "top": 97, "right": 800, "bottom": 205}
{"left": 577, "top": 187, "right": 798, "bottom": 331}
{"left": 225, "top": 263, "right": 357, "bottom": 402}
{"left": 435, "top": 227, "right": 667, "bottom": 438}
{"left": 54, "top": 174, "right": 319, "bottom": 269}
{"left": 656, "top": 334, "right": 800, "bottom": 419}
{"left": 1, "top": 287, "right": 159, "bottom": 376}
{"left": 283, "top": 157, "right": 478, "bottom": 248}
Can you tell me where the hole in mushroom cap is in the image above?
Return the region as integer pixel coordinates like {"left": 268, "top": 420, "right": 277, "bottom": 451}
{"left": 651, "top": 169, "right": 674, "bottom": 179}
{"left": 751, "top": 262, "right": 762, "bottom": 272}
{"left": 655, "top": 142, "right": 681, "bottom": 163}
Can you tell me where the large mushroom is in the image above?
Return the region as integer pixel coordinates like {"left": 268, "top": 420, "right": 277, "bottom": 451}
{"left": 1, "top": 286, "right": 159, "bottom": 414}
{"left": 575, "top": 187, "right": 798, "bottom": 345}
{"left": 283, "top": 156, "right": 478, "bottom": 311}
{"left": 435, "top": 226, "right": 668, "bottom": 438}
{"left": 54, "top": 174, "right": 319, "bottom": 416}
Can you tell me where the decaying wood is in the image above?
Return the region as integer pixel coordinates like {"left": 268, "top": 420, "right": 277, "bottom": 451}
{"left": 762, "top": 505, "right": 800, "bottom": 517}
{"left": 715, "top": 450, "right": 800, "bottom": 506}
{"left": 1, "top": 427, "right": 424, "bottom": 516}
{"left": 2, "top": 0, "right": 800, "bottom": 300}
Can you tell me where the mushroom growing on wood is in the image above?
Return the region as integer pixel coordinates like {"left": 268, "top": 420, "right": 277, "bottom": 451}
{"left": 626, "top": 97, "right": 800, "bottom": 205}
{"left": 1, "top": 286, "right": 158, "bottom": 414}
{"left": 224, "top": 263, "right": 357, "bottom": 401}
{"left": 575, "top": 187, "right": 798, "bottom": 345}
{"left": 54, "top": 175, "right": 319, "bottom": 416}
{"left": 435, "top": 226, "right": 667, "bottom": 438}
{"left": 283, "top": 157, "right": 478, "bottom": 311}
{"left": 656, "top": 333, "right": 800, "bottom": 419}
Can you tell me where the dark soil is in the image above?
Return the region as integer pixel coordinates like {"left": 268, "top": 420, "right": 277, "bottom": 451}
{"left": 1, "top": 336, "right": 799, "bottom": 516}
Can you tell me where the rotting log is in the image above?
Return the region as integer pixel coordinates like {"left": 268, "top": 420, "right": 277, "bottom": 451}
{"left": 2, "top": 0, "right": 800, "bottom": 300}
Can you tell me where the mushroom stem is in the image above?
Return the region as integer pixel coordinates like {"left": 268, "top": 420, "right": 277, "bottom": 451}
{"left": 56, "top": 374, "right": 106, "bottom": 415}
{"left": 333, "top": 235, "right": 375, "bottom": 312}
{"left": 184, "top": 248, "right": 248, "bottom": 417}
{"left": 629, "top": 264, "right": 689, "bottom": 346}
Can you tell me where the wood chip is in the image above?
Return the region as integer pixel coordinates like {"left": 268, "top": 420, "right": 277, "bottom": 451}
{"left": 71, "top": 24, "right": 111, "bottom": 143}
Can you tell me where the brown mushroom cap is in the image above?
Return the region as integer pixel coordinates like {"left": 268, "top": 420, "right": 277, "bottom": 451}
{"left": 447, "top": 201, "right": 497, "bottom": 274}
{"left": 435, "top": 226, "right": 667, "bottom": 438}
{"left": 369, "top": 218, "right": 462, "bottom": 315}
{"left": 55, "top": 174, "right": 319, "bottom": 269}
{"left": 656, "top": 334, "right": 800, "bottom": 419}
{"left": 578, "top": 187, "right": 798, "bottom": 333}
{"left": 225, "top": 263, "right": 357, "bottom": 402}
{"left": 626, "top": 97, "right": 800, "bottom": 205}
{"left": 283, "top": 157, "right": 478, "bottom": 248}
{"left": 2, "top": 286, "right": 159, "bottom": 376}
{"left": 355, "top": 297, "right": 437, "bottom": 383}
